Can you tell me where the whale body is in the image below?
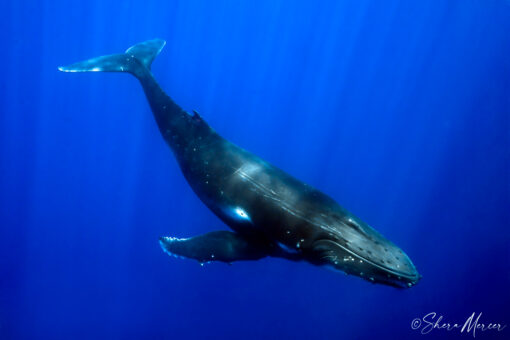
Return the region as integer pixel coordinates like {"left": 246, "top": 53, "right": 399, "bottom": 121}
{"left": 59, "top": 39, "right": 420, "bottom": 288}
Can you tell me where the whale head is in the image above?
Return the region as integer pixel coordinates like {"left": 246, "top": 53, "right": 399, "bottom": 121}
{"left": 310, "top": 215, "right": 421, "bottom": 288}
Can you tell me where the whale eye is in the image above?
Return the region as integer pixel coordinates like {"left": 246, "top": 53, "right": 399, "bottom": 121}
{"left": 235, "top": 207, "right": 248, "bottom": 218}
{"left": 230, "top": 207, "right": 252, "bottom": 222}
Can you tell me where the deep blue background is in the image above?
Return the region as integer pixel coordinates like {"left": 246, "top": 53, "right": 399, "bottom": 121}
{"left": 1, "top": 0, "right": 509, "bottom": 339}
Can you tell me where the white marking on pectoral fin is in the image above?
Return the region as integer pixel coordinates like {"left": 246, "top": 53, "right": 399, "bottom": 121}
{"left": 159, "top": 236, "right": 188, "bottom": 259}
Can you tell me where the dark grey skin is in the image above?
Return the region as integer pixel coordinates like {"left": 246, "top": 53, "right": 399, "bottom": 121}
{"left": 59, "top": 39, "right": 420, "bottom": 288}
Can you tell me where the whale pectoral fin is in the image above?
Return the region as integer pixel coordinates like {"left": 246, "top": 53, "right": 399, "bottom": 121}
{"left": 159, "top": 231, "right": 270, "bottom": 263}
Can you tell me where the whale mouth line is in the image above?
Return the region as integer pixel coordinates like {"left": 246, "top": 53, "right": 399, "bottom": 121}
{"left": 320, "top": 239, "right": 419, "bottom": 281}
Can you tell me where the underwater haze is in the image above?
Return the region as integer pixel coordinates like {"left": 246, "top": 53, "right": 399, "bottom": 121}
{"left": 1, "top": 0, "right": 509, "bottom": 339}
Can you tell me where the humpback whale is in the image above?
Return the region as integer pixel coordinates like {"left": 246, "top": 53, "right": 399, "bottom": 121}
{"left": 59, "top": 39, "right": 420, "bottom": 288}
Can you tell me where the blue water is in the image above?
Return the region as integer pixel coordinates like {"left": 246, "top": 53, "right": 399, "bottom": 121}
{"left": 1, "top": 1, "right": 509, "bottom": 339}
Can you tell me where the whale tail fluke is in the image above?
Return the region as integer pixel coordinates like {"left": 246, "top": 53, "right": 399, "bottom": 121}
{"left": 58, "top": 39, "right": 166, "bottom": 78}
{"left": 125, "top": 39, "right": 166, "bottom": 70}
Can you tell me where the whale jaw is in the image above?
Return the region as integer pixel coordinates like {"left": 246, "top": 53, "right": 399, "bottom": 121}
{"left": 312, "top": 238, "right": 421, "bottom": 288}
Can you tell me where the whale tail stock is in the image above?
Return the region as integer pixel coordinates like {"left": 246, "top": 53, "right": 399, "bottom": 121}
{"left": 58, "top": 39, "right": 166, "bottom": 78}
